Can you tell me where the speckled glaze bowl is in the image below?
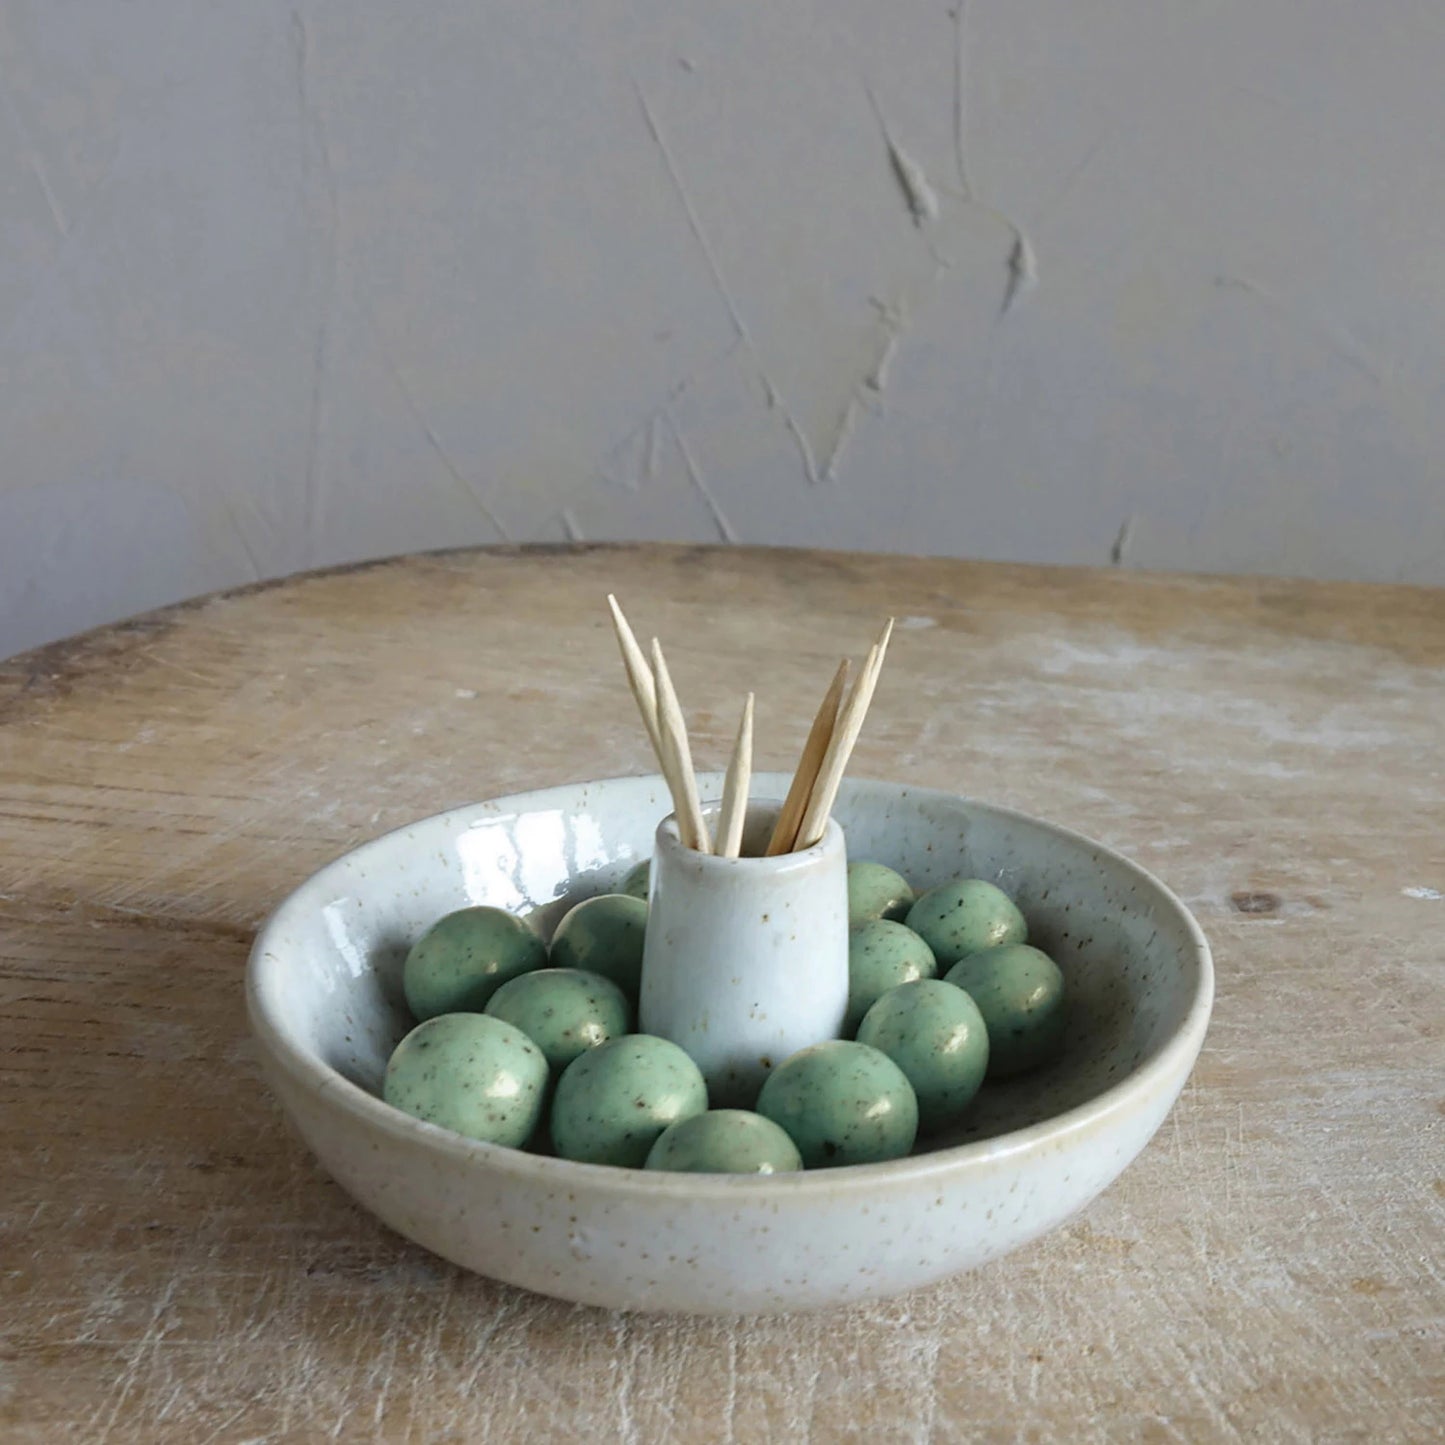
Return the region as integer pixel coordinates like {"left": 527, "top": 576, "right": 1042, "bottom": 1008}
{"left": 247, "top": 774, "right": 1212, "bottom": 1314}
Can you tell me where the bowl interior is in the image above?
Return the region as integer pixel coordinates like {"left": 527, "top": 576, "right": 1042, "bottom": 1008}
{"left": 252, "top": 775, "right": 1205, "bottom": 1152}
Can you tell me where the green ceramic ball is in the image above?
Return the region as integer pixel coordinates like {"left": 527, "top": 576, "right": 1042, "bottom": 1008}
{"left": 551, "top": 1034, "right": 708, "bottom": 1167}
{"left": 402, "top": 906, "right": 547, "bottom": 1020}
{"left": 620, "top": 860, "right": 650, "bottom": 901}
{"left": 483, "top": 967, "right": 631, "bottom": 1075}
{"left": 856, "top": 979, "right": 990, "bottom": 1131}
{"left": 845, "top": 919, "right": 938, "bottom": 1034}
{"left": 644, "top": 1110, "right": 803, "bottom": 1175}
{"left": 382, "top": 1013, "right": 547, "bottom": 1147}
{"left": 756, "top": 1040, "right": 918, "bottom": 1169}
{"left": 906, "top": 878, "right": 1027, "bottom": 966}
{"left": 945, "top": 944, "right": 1066, "bottom": 1079}
{"left": 548, "top": 893, "right": 648, "bottom": 997}
{"left": 847, "top": 862, "right": 915, "bottom": 927}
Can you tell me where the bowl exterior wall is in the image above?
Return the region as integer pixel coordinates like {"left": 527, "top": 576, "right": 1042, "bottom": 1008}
{"left": 258, "top": 1043, "right": 1194, "bottom": 1313}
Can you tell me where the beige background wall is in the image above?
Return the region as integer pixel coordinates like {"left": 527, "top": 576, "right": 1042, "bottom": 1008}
{"left": 3, "top": 2, "right": 1442, "bottom": 657}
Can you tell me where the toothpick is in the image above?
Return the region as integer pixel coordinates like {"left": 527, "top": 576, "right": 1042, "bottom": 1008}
{"left": 606, "top": 594, "right": 663, "bottom": 758}
{"left": 795, "top": 618, "right": 894, "bottom": 850}
{"left": 650, "top": 637, "right": 710, "bottom": 853}
{"left": 716, "top": 693, "right": 754, "bottom": 858}
{"left": 765, "top": 657, "right": 851, "bottom": 856}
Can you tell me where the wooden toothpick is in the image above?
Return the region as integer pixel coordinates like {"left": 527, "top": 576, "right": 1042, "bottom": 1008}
{"left": 650, "top": 637, "right": 710, "bottom": 853}
{"left": 605, "top": 597, "right": 894, "bottom": 860}
{"left": 716, "top": 692, "right": 754, "bottom": 858}
{"left": 794, "top": 618, "right": 894, "bottom": 850}
{"left": 765, "top": 657, "right": 851, "bottom": 856}
{"left": 606, "top": 594, "right": 663, "bottom": 759}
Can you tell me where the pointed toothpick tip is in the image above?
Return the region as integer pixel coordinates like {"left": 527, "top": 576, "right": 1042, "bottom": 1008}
{"left": 649, "top": 636, "right": 709, "bottom": 853}
{"left": 716, "top": 691, "right": 755, "bottom": 858}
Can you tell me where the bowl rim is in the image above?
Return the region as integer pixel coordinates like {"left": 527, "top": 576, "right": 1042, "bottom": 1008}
{"left": 247, "top": 774, "right": 1214, "bottom": 1201}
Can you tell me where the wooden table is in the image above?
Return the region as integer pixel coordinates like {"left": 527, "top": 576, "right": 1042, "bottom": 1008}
{"left": 2, "top": 545, "right": 1441, "bottom": 1442}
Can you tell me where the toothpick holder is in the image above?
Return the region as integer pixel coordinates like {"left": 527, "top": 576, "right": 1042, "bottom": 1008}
{"left": 639, "top": 800, "right": 850, "bottom": 1106}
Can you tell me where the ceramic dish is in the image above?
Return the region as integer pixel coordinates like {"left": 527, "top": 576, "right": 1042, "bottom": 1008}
{"left": 246, "top": 774, "right": 1212, "bottom": 1314}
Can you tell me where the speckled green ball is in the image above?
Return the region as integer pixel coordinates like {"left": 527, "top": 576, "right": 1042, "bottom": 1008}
{"left": 945, "top": 944, "right": 1066, "bottom": 1079}
{"left": 644, "top": 1110, "right": 803, "bottom": 1175}
{"left": 402, "top": 906, "right": 547, "bottom": 1020}
{"left": 846, "top": 919, "right": 938, "bottom": 1034}
{"left": 620, "top": 860, "right": 651, "bottom": 901}
{"left": 856, "top": 979, "right": 989, "bottom": 1131}
{"left": 906, "top": 878, "right": 1027, "bottom": 966}
{"left": 756, "top": 1040, "right": 918, "bottom": 1168}
{"left": 847, "top": 862, "right": 915, "bottom": 927}
{"left": 548, "top": 893, "right": 648, "bottom": 997}
{"left": 383, "top": 1013, "right": 547, "bottom": 1147}
{"left": 550, "top": 1034, "right": 708, "bottom": 1167}
{"left": 483, "top": 967, "right": 631, "bottom": 1075}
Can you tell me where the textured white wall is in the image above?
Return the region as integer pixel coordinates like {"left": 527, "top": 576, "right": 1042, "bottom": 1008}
{"left": 3, "top": 2, "right": 1443, "bottom": 658}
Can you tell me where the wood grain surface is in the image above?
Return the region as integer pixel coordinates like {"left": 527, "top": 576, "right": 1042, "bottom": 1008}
{"left": 1, "top": 544, "right": 1441, "bottom": 1443}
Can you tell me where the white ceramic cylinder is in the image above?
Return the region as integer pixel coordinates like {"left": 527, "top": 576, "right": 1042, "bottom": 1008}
{"left": 639, "top": 801, "right": 849, "bottom": 1106}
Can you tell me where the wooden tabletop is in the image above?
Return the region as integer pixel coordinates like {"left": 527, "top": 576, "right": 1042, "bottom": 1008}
{"left": 2, "top": 544, "right": 1441, "bottom": 1443}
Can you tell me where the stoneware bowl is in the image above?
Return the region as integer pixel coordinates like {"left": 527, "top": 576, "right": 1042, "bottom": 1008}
{"left": 247, "top": 774, "right": 1213, "bottom": 1314}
